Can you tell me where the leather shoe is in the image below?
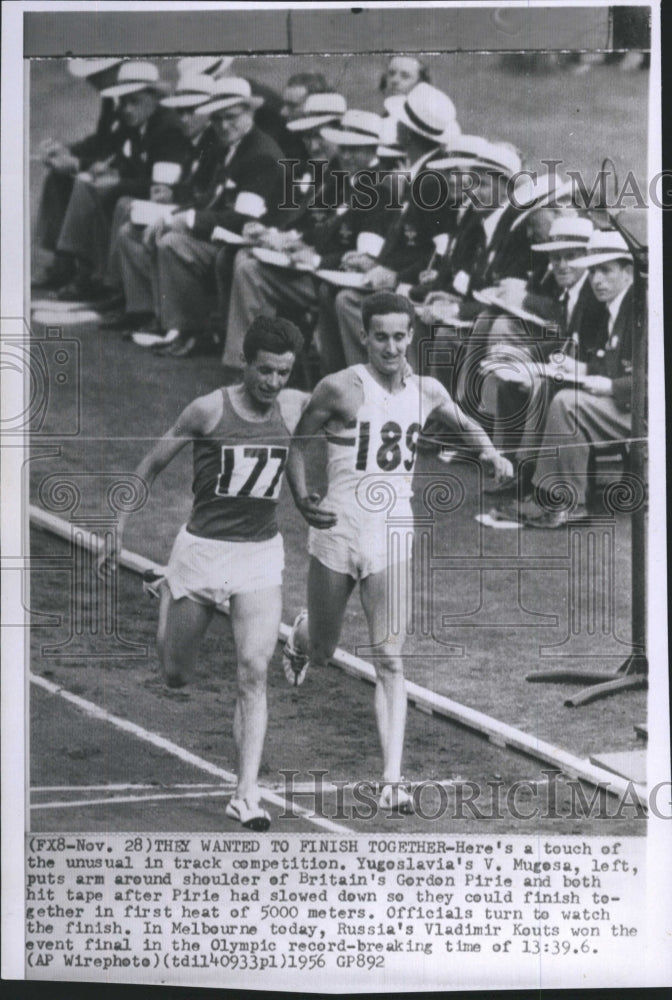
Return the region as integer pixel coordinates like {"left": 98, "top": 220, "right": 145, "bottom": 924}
{"left": 524, "top": 504, "right": 591, "bottom": 529}
{"left": 167, "top": 334, "right": 200, "bottom": 358}
{"left": 133, "top": 326, "right": 179, "bottom": 349}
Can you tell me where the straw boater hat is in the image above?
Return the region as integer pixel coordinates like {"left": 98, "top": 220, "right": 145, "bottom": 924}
{"left": 68, "top": 58, "right": 123, "bottom": 79}
{"left": 531, "top": 216, "right": 594, "bottom": 253}
{"left": 384, "top": 82, "right": 460, "bottom": 144}
{"left": 320, "top": 110, "right": 383, "bottom": 147}
{"left": 570, "top": 229, "right": 633, "bottom": 268}
{"left": 376, "top": 116, "right": 405, "bottom": 160}
{"left": 286, "top": 93, "right": 347, "bottom": 132}
{"left": 161, "top": 74, "right": 215, "bottom": 109}
{"left": 428, "top": 136, "right": 521, "bottom": 177}
{"left": 195, "top": 77, "right": 263, "bottom": 115}
{"left": 100, "top": 61, "right": 170, "bottom": 99}
{"left": 177, "top": 56, "right": 235, "bottom": 78}
{"left": 68, "top": 59, "right": 124, "bottom": 93}
{"left": 508, "top": 173, "right": 576, "bottom": 231}
{"left": 151, "top": 162, "right": 182, "bottom": 185}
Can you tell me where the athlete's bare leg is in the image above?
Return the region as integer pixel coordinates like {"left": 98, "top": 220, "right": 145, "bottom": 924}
{"left": 306, "top": 556, "right": 357, "bottom": 665}
{"left": 360, "top": 565, "right": 410, "bottom": 784}
{"left": 157, "top": 587, "right": 214, "bottom": 687}
{"left": 229, "top": 585, "right": 282, "bottom": 801}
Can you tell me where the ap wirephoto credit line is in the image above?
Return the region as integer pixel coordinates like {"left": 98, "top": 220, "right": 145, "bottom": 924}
{"left": 1, "top": 0, "right": 669, "bottom": 992}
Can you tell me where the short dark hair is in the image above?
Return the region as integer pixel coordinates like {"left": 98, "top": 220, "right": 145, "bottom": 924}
{"left": 243, "top": 315, "right": 304, "bottom": 362}
{"left": 286, "top": 73, "right": 329, "bottom": 94}
{"left": 361, "top": 292, "right": 415, "bottom": 332}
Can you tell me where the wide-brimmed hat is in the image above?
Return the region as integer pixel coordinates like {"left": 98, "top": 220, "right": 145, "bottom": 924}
{"left": 286, "top": 93, "right": 347, "bottom": 132}
{"left": 509, "top": 174, "right": 576, "bottom": 231}
{"left": 531, "top": 216, "right": 594, "bottom": 253}
{"left": 320, "top": 110, "right": 383, "bottom": 147}
{"left": 161, "top": 74, "right": 215, "bottom": 109}
{"left": 152, "top": 162, "right": 182, "bottom": 185}
{"left": 428, "top": 135, "right": 520, "bottom": 177}
{"left": 384, "top": 82, "right": 459, "bottom": 144}
{"left": 570, "top": 229, "right": 633, "bottom": 267}
{"left": 195, "top": 77, "right": 263, "bottom": 115}
{"left": 100, "top": 61, "right": 170, "bottom": 99}
{"left": 177, "top": 56, "right": 235, "bottom": 78}
{"left": 376, "top": 116, "right": 405, "bottom": 159}
{"left": 68, "top": 58, "right": 123, "bottom": 79}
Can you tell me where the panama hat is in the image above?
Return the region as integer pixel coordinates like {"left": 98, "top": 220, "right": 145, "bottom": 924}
{"left": 384, "top": 82, "right": 459, "bottom": 144}
{"left": 177, "top": 56, "right": 235, "bottom": 78}
{"left": 570, "top": 229, "right": 633, "bottom": 267}
{"left": 427, "top": 135, "right": 520, "bottom": 177}
{"left": 100, "top": 62, "right": 170, "bottom": 99}
{"left": 531, "top": 216, "right": 594, "bottom": 253}
{"left": 508, "top": 174, "right": 576, "bottom": 231}
{"left": 376, "top": 116, "right": 405, "bottom": 159}
{"left": 286, "top": 93, "right": 347, "bottom": 132}
{"left": 195, "top": 77, "right": 263, "bottom": 115}
{"left": 320, "top": 110, "right": 383, "bottom": 147}
{"left": 68, "top": 58, "right": 123, "bottom": 79}
{"left": 161, "top": 74, "right": 215, "bottom": 109}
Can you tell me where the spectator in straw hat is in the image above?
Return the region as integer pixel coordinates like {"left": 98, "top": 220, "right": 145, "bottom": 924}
{"left": 407, "top": 137, "right": 521, "bottom": 383}
{"left": 211, "top": 92, "right": 347, "bottom": 346}
{"left": 103, "top": 74, "right": 226, "bottom": 333}
{"left": 412, "top": 137, "right": 522, "bottom": 308}
{"left": 328, "top": 82, "right": 462, "bottom": 367}
{"left": 33, "top": 58, "right": 125, "bottom": 289}
{"left": 478, "top": 215, "right": 607, "bottom": 498}
{"left": 132, "top": 77, "right": 285, "bottom": 357}
{"left": 222, "top": 107, "right": 395, "bottom": 379}
{"left": 177, "top": 56, "right": 291, "bottom": 157}
{"left": 519, "top": 229, "right": 637, "bottom": 528}
{"left": 54, "top": 61, "right": 190, "bottom": 302}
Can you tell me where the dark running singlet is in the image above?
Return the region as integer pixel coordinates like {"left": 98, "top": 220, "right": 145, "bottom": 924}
{"left": 187, "top": 388, "right": 292, "bottom": 543}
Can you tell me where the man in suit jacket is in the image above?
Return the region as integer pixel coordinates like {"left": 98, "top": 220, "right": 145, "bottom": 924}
{"left": 54, "top": 62, "right": 190, "bottom": 301}
{"left": 328, "top": 82, "right": 461, "bottom": 367}
{"left": 221, "top": 108, "right": 396, "bottom": 376}
{"left": 521, "top": 230, "right": 637, "bottom": 528}
{"left": 104, "top": 73, "right": 225, "bottom": 332}
{"left": 34, "top": 58, "right": 124, "bottom": 288}
{"left": 133, "top": 77, "right": 285, "bottom": 355}
{"left": 479, "top": 216, "right": 607, "bottom": 462}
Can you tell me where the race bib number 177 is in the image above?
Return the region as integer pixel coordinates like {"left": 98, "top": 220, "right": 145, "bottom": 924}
{"left": 215, "top": 445, "right": 288, "bottom": 499}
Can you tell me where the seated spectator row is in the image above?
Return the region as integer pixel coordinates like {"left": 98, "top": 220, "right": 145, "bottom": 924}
{"left": 33, "top": 56, "right": 643, "bottom": 530}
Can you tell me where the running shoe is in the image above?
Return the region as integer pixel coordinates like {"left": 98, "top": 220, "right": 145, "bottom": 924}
{"left": 378, "top": 781, "right": 414, "bottom": 815}
{"left": 225, "top": 796, "right": 271, "bottom": 831}
{"left": 282, "top": 609, "right": 309, "bottom": 686}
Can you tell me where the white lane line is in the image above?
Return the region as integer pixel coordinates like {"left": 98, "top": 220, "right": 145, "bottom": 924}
{"left": 32, "top": 789, "right": 238, "bottom": 811}
{"left": 31, "top": 673, "right": 353, "bottom": 834}
{"left": 31, "top": 505, "right": 647, "bottom": 808}
{"left": 31, "top": 783, "right": 226, "bottom": 792}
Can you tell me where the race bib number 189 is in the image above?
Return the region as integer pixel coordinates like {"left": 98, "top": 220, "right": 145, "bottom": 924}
{"left": 215, "top": 445, "right": 288, "bottom": 499}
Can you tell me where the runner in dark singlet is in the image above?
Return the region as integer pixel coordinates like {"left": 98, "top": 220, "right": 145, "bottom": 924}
{"left": 103, "top": 316, "right": 305, "bottom": 830}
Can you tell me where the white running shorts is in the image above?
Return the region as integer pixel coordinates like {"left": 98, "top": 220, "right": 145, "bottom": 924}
{"left": 165, "top": 526, "right": 284, "bottom": 606}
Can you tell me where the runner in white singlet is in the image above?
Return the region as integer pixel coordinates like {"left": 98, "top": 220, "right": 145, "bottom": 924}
{"left": 284, "top": 292, "right": 512, "bottom": 813}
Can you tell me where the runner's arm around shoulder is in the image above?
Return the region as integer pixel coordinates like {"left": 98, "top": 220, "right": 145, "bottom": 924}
{"left": 286, "top": 376, "right": 347, "bottom": 529}
{"left": 98, "top": 395, "right": 213, "bottom": 573}
{"left": 424, "top": 378, "right": 514, "bottom": 483}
